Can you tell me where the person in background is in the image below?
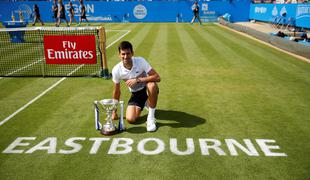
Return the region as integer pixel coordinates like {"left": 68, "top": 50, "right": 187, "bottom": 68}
{"left": 68, "top": 1, "right": 77, "bottom": 26}
{"left": 52, "top": 0, "right": 58, "bottom": 26}
{"left": 190, "top": 1, "right": 202, "bottom": 25}
{"left": 57, "top": 1, "right": 69, "bottom": 27}
{"left": 18, "top": 9, "right": 24, "bottom": 22}
{"left": 32, "top": 4, "right": 44, "bottom": 26}
{"left": 300, "top": 29, "right": 309, "bottom": 42}
{"left": 78, "top": 0, "right": 89, "bottom": 26}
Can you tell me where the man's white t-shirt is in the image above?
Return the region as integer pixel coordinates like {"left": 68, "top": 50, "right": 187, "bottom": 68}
{"left": 112, "top": 57, "right": 152, "bottom": 92}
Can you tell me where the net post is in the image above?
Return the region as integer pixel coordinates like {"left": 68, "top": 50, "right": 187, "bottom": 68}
{"left": 98, "top": 26, "right": 111, "bottom": 79}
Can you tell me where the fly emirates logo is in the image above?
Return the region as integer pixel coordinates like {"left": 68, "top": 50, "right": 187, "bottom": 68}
{"left": 44, "top": 35, "right": 97, "bottom": 64}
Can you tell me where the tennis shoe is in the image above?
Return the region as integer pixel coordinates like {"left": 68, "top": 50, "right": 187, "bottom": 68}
{"left": 146, "top": 117, "right": 156, "bottom": 132}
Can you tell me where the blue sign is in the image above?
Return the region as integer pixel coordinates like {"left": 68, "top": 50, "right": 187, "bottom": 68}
{"left": 0, "top": 1, "right": 250, "bottom": 23}
{"left": 250, "top": 4, "right": 310, "bottom": 29}
{"left": 295, "top": 4, "right": 310, "bottom": 28}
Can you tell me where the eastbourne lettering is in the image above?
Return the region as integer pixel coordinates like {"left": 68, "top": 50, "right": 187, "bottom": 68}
{"left": 2, "top": 137, "right": 287, "bottom": 157}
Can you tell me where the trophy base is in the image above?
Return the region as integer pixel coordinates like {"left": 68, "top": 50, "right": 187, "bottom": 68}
{"left": 101, "top": 129, "right": 118, "bottom": 136}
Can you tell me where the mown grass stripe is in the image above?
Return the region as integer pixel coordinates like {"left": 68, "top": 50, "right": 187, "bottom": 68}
{"left": 210, "top": 26, "right": 310, "bottom": 85}
{"left": 148, "top": 23, "right": 168, "bottom": 110}
{"left": 135, "top": 23, "right": 160, "bottom": 60}
{"left": 187, "top": 24, "right": 236, "bottom": 69}
{"left": 167, "top": 24, "right": 188, "bottom": 64}
{"left": 130, "top": 24, "right": 154, "bottom": 54}
{"left": 216, "top": 25, "right": 310, "bottom": 85}
{"left": 203, "top": 25, "right": 310, "bottom": 137}
{"left": 216, "top": 23, "right": 310, "bottom": 63}
{"left": 183, "top": 25, "right": 254, "bottom": 132}
{"left": 196, "top": 25, "right": 299, "bottom": 86}
{"left": 199, "top": 25, "right": 269, "bottom": 74}
{"left": 148, "top": 23, "right": 168, "bottom": 67}
{"left": 160, "top": 33, "right": 187, "bottom": 130}
{"left": 177, "top": 24, "right": 210, "bottom": 66}
{"left": 212, "top": 25, "right": 307, "bottom": 69}
{"left": 162, "top": 24, "right": 209, "bottom": 117}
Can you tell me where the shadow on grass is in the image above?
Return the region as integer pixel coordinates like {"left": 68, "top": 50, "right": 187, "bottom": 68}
{"left": 126, "top": 109, "right": 206, "bottom": 134}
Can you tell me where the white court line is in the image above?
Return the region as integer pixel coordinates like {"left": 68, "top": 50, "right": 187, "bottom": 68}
{"left": 106, "top": 30, "right": 131, "bottom": 49}
{"left": 0, "top": 77, "right": 67, "bottom": 126}
{"left": 0, "top": 59, "right": 43, "bottom": 80}
{"left": 0, "top": 29, "right": 131, "bottom": 126}
{"left": 106, "top": 29, "right": 130, "bottom": 32}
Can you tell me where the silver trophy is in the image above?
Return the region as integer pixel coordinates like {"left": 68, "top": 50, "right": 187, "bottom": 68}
{"left": 94, "top": 99, "right": 125, "bottom": 135}
{"left": 100, "top": 99, "right": 118, "bottom": 135}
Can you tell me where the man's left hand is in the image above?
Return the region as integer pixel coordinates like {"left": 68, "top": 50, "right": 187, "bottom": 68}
{"left": 125, "top": 78, "right": 138, "bottom": 88}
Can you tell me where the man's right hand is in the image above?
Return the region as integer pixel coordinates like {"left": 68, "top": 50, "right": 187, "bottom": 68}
{"left": 112, "top": 111, "right": 119, "bottom": 120}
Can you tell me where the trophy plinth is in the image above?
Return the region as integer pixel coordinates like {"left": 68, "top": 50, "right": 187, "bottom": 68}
{"left": 99, "top": 99, "right": 118, "bottom": 136}
{"left": 101, "top": 121, "right": 117, "bottom": 135}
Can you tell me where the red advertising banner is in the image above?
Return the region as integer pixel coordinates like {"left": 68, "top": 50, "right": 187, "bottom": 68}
{"left": 44, "top": 35, "right": 97, "bottom": 64}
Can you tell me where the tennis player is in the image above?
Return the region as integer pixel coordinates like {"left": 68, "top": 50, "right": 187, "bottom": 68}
{"left": 111, "top": 41, "right": 160, "bottom": 132}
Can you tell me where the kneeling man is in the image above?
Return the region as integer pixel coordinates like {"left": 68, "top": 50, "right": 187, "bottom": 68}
{"left": 111, "top": 41, "right": 160, "bottom": 132}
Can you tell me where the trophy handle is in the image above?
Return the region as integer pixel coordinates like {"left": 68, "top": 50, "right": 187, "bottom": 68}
{"left": 118, "top": 101, "right": 125, "bottom": 131}
{"left": 94, "top": 101, "right": 102, "bottom": 130}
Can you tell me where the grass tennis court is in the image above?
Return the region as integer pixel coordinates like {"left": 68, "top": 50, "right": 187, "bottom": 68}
{"left": 0, "top": 23, "right": 309, "bottom": 180}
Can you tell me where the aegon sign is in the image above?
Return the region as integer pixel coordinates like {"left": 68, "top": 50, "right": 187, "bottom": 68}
{"left": 2, "top": 137, "right": 287, "bottom": 157}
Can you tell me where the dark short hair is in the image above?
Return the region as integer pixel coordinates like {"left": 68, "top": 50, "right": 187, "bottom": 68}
{"left": 118, "top": 41, "right": 133, "bottom": 53}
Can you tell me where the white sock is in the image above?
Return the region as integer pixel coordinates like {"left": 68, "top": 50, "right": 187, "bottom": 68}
{"left": 147, "top": 108, "right": 155, "bottom": 119}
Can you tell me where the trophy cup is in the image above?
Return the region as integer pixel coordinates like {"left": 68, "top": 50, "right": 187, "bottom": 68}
{"left": 99, "top": 99, "right": 118, "bottom": 135}
{"left": 94, "top": 99, "right": 125, "bottom": 135}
